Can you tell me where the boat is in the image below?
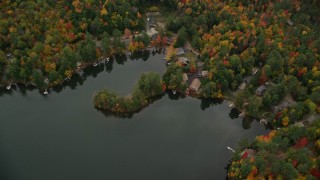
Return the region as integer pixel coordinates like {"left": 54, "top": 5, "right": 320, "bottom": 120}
{"left": 106, "top": 57, "right": 110, "bottom": 62}
{"left": 43, "top": 90, "right": 49, "bottom": 95}
{"left": 6, "top": 84, "right": 11, "bottom": 90}
{"left": 227, "top": 146, "right": 235, "bottom": 153}
{"left": 228, "top": 102, "right": 235, "bottom": 108}
{"left": 239, "top": 112, "right": 245, "bottom": 118}
{"left": 93, "top": 63, "right": 98, "bottom": 67}
{"left": 172, "top": 90, "right": 177, "bottom": 95}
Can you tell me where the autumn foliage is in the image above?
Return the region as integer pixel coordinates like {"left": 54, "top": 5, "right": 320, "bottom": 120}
{"left": 229, "top": 120, "right": 320, "bottom": 179}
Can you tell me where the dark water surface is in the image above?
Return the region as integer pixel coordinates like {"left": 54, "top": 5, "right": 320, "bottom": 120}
{"left": 0, "top": 52, "right": 267, "bottom": 180}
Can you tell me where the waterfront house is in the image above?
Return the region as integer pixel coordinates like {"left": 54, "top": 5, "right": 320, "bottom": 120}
{"left": 176, "top": 47, "right": 185, "bottom": 56}
{"left": 190, "top": 78, "right": 201, "bottom": 91}
{"left": 178, "top": 57, "right": 189, "bottom": 65}
{"left": 241, "top": 149, "right": 255, "bottom": 159}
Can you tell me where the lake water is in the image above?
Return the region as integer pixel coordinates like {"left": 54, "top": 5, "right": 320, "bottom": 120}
{"left": 0, "top": 52, "right": 268, "bottom": 180}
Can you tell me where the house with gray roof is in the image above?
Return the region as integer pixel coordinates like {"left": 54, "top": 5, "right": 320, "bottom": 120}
{"left": 176, "top": 47, "right": 185, "bottom": 56}
{"left": 255, "top": 85, "right": 266, "bottom": 96}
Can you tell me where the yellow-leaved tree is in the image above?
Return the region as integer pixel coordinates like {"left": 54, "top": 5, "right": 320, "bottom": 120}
{"left": 166, "top": 45, "right": 176, "bottom": 61}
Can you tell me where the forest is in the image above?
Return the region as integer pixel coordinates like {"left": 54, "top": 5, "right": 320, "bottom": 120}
{"left": 228, "top": 120, "right": 320, "bottom": 179}
{"left": 160, "top": 0, "right": 320, "bottom": 128}
{"left": 0, "top": 0, "right": 176, "bottom": 89}
{"left": 1, "top": 0, "right": 320, "bottom": 178}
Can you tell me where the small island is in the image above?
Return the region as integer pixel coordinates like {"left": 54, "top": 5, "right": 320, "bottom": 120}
{"left": 94, "top": 72, "right": 164, "bottom": 114}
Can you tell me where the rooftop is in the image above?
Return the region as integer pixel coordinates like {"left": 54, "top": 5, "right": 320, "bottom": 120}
{"left": 252, "top": 67, "right": 259, "bottom": 75}
{"left": 190, "top": 78, "right": 201, "bottom": 91}
{"left": 201, "top": 70, "right": 209, "bottom": 77}
{"left": 176, "top": 47, "right": 186, "bottom": 56}
{"left": 238, "top": 82, "right": 246, "bottom": 90}
{"left": 255, "top": 85, "right": 266, "bottom": 96}
{"left": 178, "top": 57, "right": 189, "bottom": 65}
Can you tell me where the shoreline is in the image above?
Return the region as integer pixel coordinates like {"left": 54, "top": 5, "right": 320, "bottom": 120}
{"left": 0, "top": 48, "right": 159, "bottom": 93}
{"left": 0, "top": 48, "right": 270, "bottom": 126}
{"left": 1, "top": 47, "right": 299, "bottom": 131}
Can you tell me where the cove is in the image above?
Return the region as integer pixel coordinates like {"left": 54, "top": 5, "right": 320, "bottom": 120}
{"left": 0, "top": 52, "right": 268, "bottom": 180}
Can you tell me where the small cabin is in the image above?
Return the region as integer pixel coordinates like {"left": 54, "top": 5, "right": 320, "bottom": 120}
{"left": 255, "top": 85, "right": 266, "bottom": 96}
{"left": 6, "top": 53, "right": 14, "bottom": 61}
{"left": 178, "top": 57, "right": 189, "bottom": 65}
{"left": 240, "top": 149, "right": 255, "bottom": 159}
{"left": 238, "top": 82, "right": 246, "bottom": 90}
{"left": 252, "top": 67, "right": 259, "bottom": 75}
{"left": 176, "top": 47, "right": 186, "bottom": 56}
{"left": 278, "top": 100, "right": 290, "bottom": 110}
{"left": 122, "top": 39, "right": 131, "bottom": 46}
{"left": 190, "top": 78, "right": 201, "bottom": 91}
{"left": 201, "top": 71, "right": 209, "bottom": 77}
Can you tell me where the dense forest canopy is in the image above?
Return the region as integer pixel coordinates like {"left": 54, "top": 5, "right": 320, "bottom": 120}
{"left": 1, "top": 0, "right": 320, "bottom": 178}
{"left": 1, "top": 0, "right": 319, "bottom": 121}
{"left": 0, "top": 0, "right": 176, "bottom": 88}
{"left": 164, "top": 0, "right": 320, "bottom": 128}
{"left": 228, "top": 119, "right": 320, "bottom": 179}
